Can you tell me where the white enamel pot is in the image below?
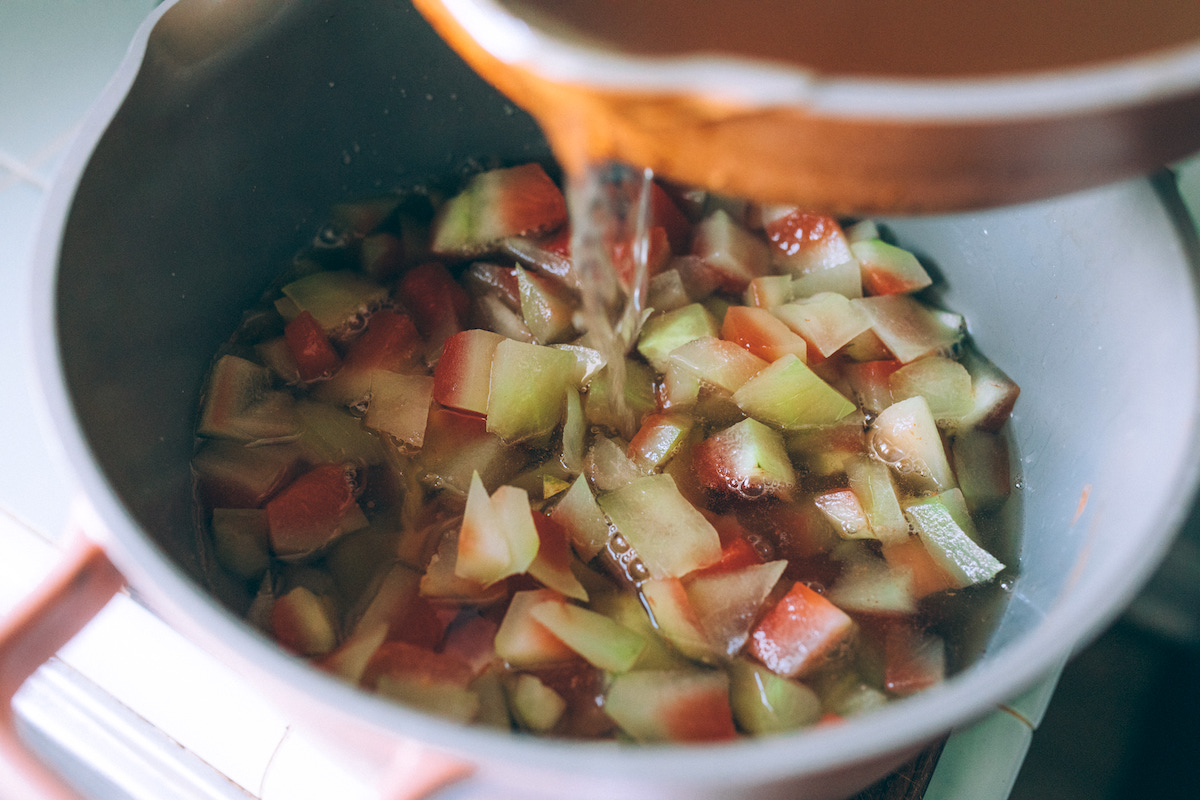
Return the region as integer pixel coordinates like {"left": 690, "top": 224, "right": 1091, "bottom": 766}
{"left": 8, "top": 1, "right": 1200, "bottom": 799}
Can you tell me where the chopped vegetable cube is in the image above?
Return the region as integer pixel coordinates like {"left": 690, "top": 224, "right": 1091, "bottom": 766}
{"left": 904, "top": 492, "right": 1005, "bottom": 588}
{"left": 749, "top": 581, "right": 856, "bottom": 679}
{"left": 852, "top": 239, "right": 932, "bottom": 296}
{"left": 694, "top": 418, "right": 796, "bottom": 500}
{"left": 455, "top": 472, "right": 540, "bottom": 586}
{"left": 733, "top": 354, "right": 857, "bottom": 429}
{"left": 494, "top": 589, "right": 578, "bottom": 667}
{"left": 761, "top": 209, "right": 854, "bottom": 275}
{"left": 728, "top": 658, "right": 821, "bottom": 735}
{"left": 284, "top": 310, "right": 342, "bottom": 381}
{"left": 604, "top": 670, "right": 737, "bottom": 743}
{"left": 281, "top": 270, "right": 388, "bottom": 337}
{"left": 486, "top": 339, "right": 576, "bottom": 443}
{"left": 529, "top": 599, "right": 646, "bottom": 672}
{"left": 430, "top": 163, "right": 568, "bottom": 258}
{"left": 636, "top": 302, "right": 719, "bottom": 371}
{"left": 432, "top": 328, "right": 504, "bottom": 416}
{"left": 692, "top": 209, "right": 771, "bottom": 293}
{"left": 598, "top": 475, "right": 722, "bottom": 579}
{"left": 265, "top": 463, "right": 368, "bottom": 559}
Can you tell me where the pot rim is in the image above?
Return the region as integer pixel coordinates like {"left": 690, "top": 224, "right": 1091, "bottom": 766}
{"left": 26, "top": 0, "right": 1200, "bottom": 788}
{"left": 438, "top": 0, "right": 1200, "bottom": 120}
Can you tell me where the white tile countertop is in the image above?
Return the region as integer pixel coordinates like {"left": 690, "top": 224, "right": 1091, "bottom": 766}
{"left": 2, "top": 3, "right": 1199, "bottom": 800}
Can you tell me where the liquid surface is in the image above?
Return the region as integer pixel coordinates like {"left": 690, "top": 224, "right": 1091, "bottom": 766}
{"left": 191, "top": 163, "right": 1021, "bottom": 740}
{"left": 502, "top": 0, "right": 1200, "bottom": 77}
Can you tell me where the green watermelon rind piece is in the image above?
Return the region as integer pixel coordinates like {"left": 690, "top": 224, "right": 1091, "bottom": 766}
{"left": 430, "top": 164, "right": 568, "bottom": 258}
{"left": 904, "top": 491, "right": 1004, "bottom": 588}
{"left": 508, "top": 673, "right": 567, "bottom": 733}
{"left": 604, "top": 669, "right": 735, "bottom": 743}
{"left": 733, "top": 353, "right": 857, "bottom": 429}
{"left": 727, "top": 658, "right": 822, "bottom": 735}
{"left": 486, "top": 339, "right": 576, "bottom": 444}
{"left": 636, "top": 303, "right": 719, "bottom": 372}
{"left": 529, "top": 600, "right": 647, "bottom": 672}
{"left": 597, "top": 474, "right": 722, "bottom": 579}
{"left": 281, "top": 270, "right": 388, "bottom": 334}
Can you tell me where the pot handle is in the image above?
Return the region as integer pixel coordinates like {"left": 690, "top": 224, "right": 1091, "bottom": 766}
{"left": 0, "top": 507, "right": 473, "bottom": 800}
{"left": 0, "top": 517, "right": 125, "bottom": 800}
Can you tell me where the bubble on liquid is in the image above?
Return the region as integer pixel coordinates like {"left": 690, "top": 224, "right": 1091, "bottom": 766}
{"left": 343, "top": 310, "right": 370, "bottom": 336}
{"left": 826, "top": 635, "right": 855, "bottom": 665}
{"left": 869, "top": 432, "right": 927, "bottom": 478}
{"left": 314, "top": 224, "right": 345, "bottom": 249}
{"left": 745, "top": 532, "right": 776, "bottom": 561}
{"left": 733, "top": 480, "right": 768, "bottom": 500}
{"left": 869, "top": 431, "right": 903, "bottom": 465}
{"left": 627, "top": 559, "right": 650, "bottom": 582}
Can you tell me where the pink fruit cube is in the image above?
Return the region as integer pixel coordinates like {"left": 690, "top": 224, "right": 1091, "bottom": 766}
{"left": 749, "top": 581, "right": 855, "bottom": 678}
{"left": 762, "top": 209, "right": 854, "bottom": 275}
{"left": 721, "top": 305, "right": 808, "bottom": 363}
{"left": 432, "top": 328, "right": 504, "bottom": 415}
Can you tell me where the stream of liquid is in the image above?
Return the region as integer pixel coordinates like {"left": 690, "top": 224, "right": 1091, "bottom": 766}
{"left": 567, "top": 161, "right": 655, "bottom": 439}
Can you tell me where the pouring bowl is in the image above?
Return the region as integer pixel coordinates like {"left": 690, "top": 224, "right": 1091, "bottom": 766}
{"left": 414, "top": 0, "right": 1200, "bottom": 214}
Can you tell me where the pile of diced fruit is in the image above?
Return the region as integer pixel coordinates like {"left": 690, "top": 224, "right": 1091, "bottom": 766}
{"left": 194, "top": 162, "right": 1019, "bottom": 742}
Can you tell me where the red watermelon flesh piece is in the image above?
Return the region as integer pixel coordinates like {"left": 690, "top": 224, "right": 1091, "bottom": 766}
{"left": 763, "top": 210, "right": 854, "bottom": 274}
{"left": 265, "top": 463, "right": 367, "bottom": 558}
{"left": 604, "top": 669, "right": 737, "bottom": 743}
{"left": 398, "top": 261, "right": 470, "bottom": 345}
{"left": 430, "top": 163, "right": 568, "bottom": 258}
{"left": 748, "top": 581, "right": 856, "bottom": 678}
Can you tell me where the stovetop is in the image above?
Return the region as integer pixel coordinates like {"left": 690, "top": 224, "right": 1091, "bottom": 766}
{"left": 2, "top": 3, "right": 1198, "bottom": 799}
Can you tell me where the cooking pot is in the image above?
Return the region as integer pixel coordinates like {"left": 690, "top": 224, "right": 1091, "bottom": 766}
{"left": 5, "top": 1, "right": 1200, "bottom": 798}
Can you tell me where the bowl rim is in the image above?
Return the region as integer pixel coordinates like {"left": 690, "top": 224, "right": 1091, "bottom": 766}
{"left": 26, "top": 0, "right": 1200, "bottom": 789}
{"left": 437, "top": 0, "right": 1200, "bottom": 120}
